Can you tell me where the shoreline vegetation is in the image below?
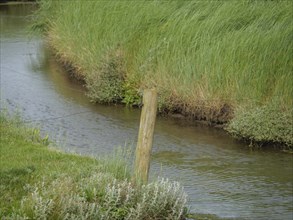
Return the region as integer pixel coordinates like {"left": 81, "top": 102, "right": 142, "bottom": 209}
{"left": 0, "top": 0, "right": 35, "bottom": 4}
{"left": 0, "top": 113, "right": 189, "bottom": 219}
{"left": 33, "top": 0, "right": 293, "bottom": 148}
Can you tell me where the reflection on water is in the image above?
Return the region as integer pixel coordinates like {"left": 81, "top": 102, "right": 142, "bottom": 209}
{"left": 1, "top": 4, "right": 292, "bottom": 220}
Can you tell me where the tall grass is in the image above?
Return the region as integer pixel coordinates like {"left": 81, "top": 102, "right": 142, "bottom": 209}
{"left": 34, "top": 0, "right": 293, "bottom": 145}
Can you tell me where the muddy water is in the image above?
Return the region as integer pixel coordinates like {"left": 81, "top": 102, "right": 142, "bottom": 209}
{"left": 1, "top": 4, "right": 292, "bottom": 220}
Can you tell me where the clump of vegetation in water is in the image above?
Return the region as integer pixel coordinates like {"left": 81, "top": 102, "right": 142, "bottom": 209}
{"left": 0, "top": 113, "right": 188, "bottom": 219}
{"left": 33, "top": 0, "right": 293, "bottom": 146}
{"left": 226, "top": 105, "right": 293, "bottom": 149}
{"left": 86, "top": 49, "right": 126, "bottom": 103}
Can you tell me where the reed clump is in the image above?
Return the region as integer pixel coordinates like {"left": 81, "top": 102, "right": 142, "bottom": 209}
{"left": 33, "top": 0, "right": 293, "bottom": 147}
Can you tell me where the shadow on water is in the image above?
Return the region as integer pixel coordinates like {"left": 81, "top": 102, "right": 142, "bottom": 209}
{"left": 1, "top": 4, "right": 292, "bottom": 220}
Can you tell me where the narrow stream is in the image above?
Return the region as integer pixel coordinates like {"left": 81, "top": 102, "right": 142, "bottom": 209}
{"left": 1, "top": 5, "right": 292, "bottom": 220}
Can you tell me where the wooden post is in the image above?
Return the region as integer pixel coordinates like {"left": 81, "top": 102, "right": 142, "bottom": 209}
{"left": 135, "top": 88, "right": 157, "bottom": 184}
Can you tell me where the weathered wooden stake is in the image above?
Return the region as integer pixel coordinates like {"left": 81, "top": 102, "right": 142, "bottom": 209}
{"left": 135, "top": 88, "right": 157, "bottom": 184}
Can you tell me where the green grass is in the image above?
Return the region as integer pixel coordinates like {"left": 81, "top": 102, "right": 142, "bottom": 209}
{"left": 33, "top": 0, "right": 293, "bottom": 146}
{"left": 0, "top": 114, "right": 188, "bottom": 219}
{"left": 0, "top": 114, "right": 127, "bottom": 215}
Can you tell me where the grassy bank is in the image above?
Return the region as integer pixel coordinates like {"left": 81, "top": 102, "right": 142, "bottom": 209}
{"left": 0, "top": 114, "right": 188, "bottom": 219}
{"left": 33, "top": 0, "right": 293, "bottom": 147}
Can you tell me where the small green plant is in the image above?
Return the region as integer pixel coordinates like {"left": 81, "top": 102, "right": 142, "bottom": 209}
{"left": 122, "top": 77, "right": 142, "bottom": 107}
{"left": 24, "top": 127, "right": 50, "bottom": 146}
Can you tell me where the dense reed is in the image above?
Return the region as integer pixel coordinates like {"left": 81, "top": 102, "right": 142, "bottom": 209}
{"left": 33, "top": 0, "right": 293, "bottom": 146}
